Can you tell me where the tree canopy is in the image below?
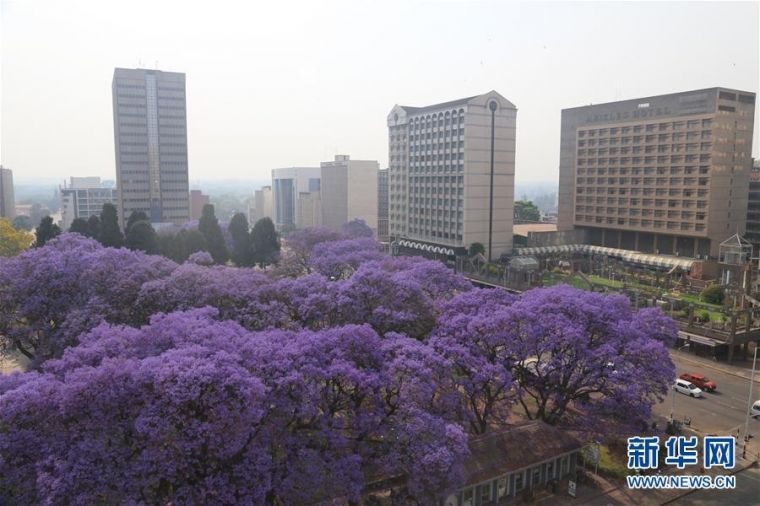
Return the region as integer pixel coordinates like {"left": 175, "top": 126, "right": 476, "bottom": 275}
{"left": 0, "top": 218, "right": 33, "bottom": 257}
{"left": 514, "top": 200, "right": 541, "bottom": 222}
{"left": 0, "top": 229, "right": 677, "bottom": 504}
{"left": 99, "top": 203, "right": 124, "bottom": 248}
{"left": 199, "top": 204, "right": 229, "bottom": 264}
{"left": 33, "top": 216, "right": 61, "bottom": 248}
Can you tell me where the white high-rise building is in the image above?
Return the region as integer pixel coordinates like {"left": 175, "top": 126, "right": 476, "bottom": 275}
{"left": 251, "top": 185, "right": 274, "bottom": 224}
{"left": 59, "top": 177, "right": 117, "bottom": 230}
{"left": 112, "top": 68, "right": 190, "bottom": 228}
{"left": 387, "top": 91, "right": 517, "bottom": 260}
{"left": 320, "top": 155, "right": 379, "bottom": 234}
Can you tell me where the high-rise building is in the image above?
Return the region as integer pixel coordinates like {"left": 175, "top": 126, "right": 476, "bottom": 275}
{"left": 297, "top": 190, "right": 322, "bottom": 229}
{"left": 190, "top": 190, "right": 210, "bottom": 220}
{"left": 251, "top": 185, "right": 274, "bottom": 224}
{"left": 320, "top": 155, "right": 379, "bottom": 234}
{"left": 0, "top": 166, "right": 15, "bottom": 219}
{"left": 112, "top": 68, "right": 190, "bottom": 228}
{"left": 745, "top": 159, "right": 760, "bottom": 254}
{"left": 60, "top": 177, "right": 117, "bottom": 230}
{"left": 272, "top": 167, "right": 320, "bottom": 231}
{"left": 378, "top": 168, "right": 389, "bottom": 240}
{"left": 387, "top": 91, "right": 517, "bottom": 260}
{"left": 558, "top": 88, "right": 756, "bottom": 258}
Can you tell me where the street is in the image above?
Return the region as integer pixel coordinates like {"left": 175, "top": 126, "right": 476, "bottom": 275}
{"left": 670, "top": 465, "right": 760, "bottom": 505}
{"left": 652, "top": 351, "right": 760, "bottom": 442}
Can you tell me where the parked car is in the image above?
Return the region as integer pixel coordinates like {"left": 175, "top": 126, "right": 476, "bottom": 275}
{"left": 751, "top": 400, "right": 760, "bottom": 419}
{"left": 679, "top": 373, "right": 717, "bottom": 392}
{"left": 674, "top": 379, "right": 703, "bottom": 398}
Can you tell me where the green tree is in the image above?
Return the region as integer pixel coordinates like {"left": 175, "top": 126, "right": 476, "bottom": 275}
{"left": 251, "top": 217, "right": 280, "bottom": 267}
{"left": 87, "top": 215, "right": 102, "bottom": 239}
{"left": 514, "top": 200, "right": 541, "bottom": 222}
{"left": 228, "top": 212, "right": 255, "bottom": 266}
{"left": 125, "top": 211, "right": 149, "bottom": 235}
{"left": 198, "top": 204, "right": 228, "bottom": 264}
{"left": 12, "top": 215, "right": 33, "bottom": 231}
{"left": 99, "top": 203, "right": 124, "bottom": 248}
{"left": 34, "top": 216, "right": 61, "bottom": 248}
{"left": 125, "top": 220, "right": 159, "bottom": 254}
{"left": 700, "top": 284, "right": 725, "bottom": 305}
{"left": 468, "top": 242, "right": 485, "bottom": 257}
{"left": 69, "top": 218, "right": 89, "bottom": 235}
{"left": 0, "top": 218, "right": 33, "bottom": 256}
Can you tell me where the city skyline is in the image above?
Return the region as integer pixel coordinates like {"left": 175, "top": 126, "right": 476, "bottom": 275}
{"left": 1, "top": 1, "right": 758, "bottom": 184}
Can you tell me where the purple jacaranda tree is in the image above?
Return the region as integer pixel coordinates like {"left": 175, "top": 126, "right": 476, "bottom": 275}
{"left": 0, "top": 234, "right": 177, "bottom": 365}
{"left": 0, "top": 310, "right": 468, "bottom": 505}
{"left": 336, "top": 262, "right": 438, "bottom": 340}
{"left": 309, "top": 237, "right": 385, "bottom": 279}
{"left": 342, "top": 218, "right": 374, "bottom": 238}
{"left": 432, "top": 285, "right": 676, "bottom": 436}
{"left": 430, "top": 288, "right": 519, "bottom": 434}
{"left": 136, "top": 262, "right": 273, "bottom": 324}
{"left": 362, "top": 255, "right": 473, "bottom": 301}
{"left": 276, "top": 226, "right": 345, "bottom": 277}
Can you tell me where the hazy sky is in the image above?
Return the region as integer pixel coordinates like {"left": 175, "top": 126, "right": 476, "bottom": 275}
{"left": 1, "top": 0, "right": 758, "bottom": 186}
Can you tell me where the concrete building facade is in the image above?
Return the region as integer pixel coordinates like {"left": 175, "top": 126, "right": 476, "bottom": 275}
{"left": 271, "top": 167, "right": 320, "bottom": 231}
{"left": 387, "top": 91, "right": 517, "bottom": 260}
{"left": 60, "top": 177, "right": 117, "bottom": 230}
{"left": 378, "top": 168, "right": 389, "bottom": 240}
{"left": 0, "top": 166, "right": 15, "bottom": 219}
{"left": 745, "top": 159, "right": 760, "bottom": 254}
{"left": 297, "top": 190, "right": 322, "bottom": 229}
{"left": 251, "top": 185, "right": 274, "bottom": 225}
{"left": 190, "top": 190, "right": 210, "bottom": 220}
{"left": 112, "top": 68, "right": 190, "bottom": 228}
{"left": 320, "top": 155, "right": 379, "bottom": 234}
{"left": 558, "top": 87, "right": 756, "bottom": 258}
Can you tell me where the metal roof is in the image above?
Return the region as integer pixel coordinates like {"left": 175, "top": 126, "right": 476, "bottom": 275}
{"left": 515, "top": 244, "right": 697, "bottom": 271}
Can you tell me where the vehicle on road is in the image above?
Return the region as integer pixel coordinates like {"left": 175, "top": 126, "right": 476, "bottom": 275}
{"left": 751, "top": 400, "right": 760, "bottom": 418}
{"left": 679, "top": 372, "right": 717, "bottom": 392}
{"left": 674, "top": 378, "right": 703, "bottom": 398}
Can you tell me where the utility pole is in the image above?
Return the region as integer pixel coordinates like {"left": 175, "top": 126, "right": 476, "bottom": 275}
{"left": 743, "top": 345, "right": 758, "bottom": 457}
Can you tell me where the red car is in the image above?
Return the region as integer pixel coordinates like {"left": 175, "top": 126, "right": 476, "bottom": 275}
{"left": 679, "top": 373, "right": 717, "bottom": 392}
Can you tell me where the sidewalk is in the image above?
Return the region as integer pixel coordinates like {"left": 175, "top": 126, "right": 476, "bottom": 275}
{"left": 537, "top": 457, "right": 758, "bottom": 506}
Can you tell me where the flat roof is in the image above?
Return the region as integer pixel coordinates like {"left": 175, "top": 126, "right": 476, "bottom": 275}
{"left": 513, "top": 223, "right": 558, "bottom": 236}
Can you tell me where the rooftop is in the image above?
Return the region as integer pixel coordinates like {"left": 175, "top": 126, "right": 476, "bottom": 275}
{"left": 465, "top": 421, "right": 583, "bottom": 485}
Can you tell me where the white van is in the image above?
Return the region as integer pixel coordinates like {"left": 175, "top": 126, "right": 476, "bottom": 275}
{"left": 751, "top": 400, "right": 760, "bottom": 418}
{"left": 674, "top": 379, "right": 702, "bottom": 398}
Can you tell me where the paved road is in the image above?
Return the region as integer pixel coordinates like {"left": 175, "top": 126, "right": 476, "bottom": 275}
{"left": 669, "top": 465, "right": 760, "bottom": 505}
{"left": 652, "top": 352, "right": 760, "bottom": 439}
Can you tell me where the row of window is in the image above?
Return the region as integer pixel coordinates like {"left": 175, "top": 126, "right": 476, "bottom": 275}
{"left": 578, "top": 143, "right": 712, "bottom": 154}
{"left": 576, "top": 215, "right": 707, "bottom": 231}
{"left": 578, "top": 154, "right": 712, "bottom": 165}
{"left": 576, "top": 206, "right": 706, "bottom": 218}
{"left": 579, "top": 119, "right": 713, "bottom": 137}
{"left": 578, "top": 166, "right": 709, "bottom": 176}
{"left": 577, "top": 177, "right": 709, "bottom": 186}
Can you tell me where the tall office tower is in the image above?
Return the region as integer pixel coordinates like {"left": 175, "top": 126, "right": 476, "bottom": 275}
{"left": 271, "top": 167, "right": 321, "bottom": 231}
{"left": 252, "top": 185, "right": 274, "bottom": 224}
{"left": 378, "top": 168, "right": 389, "bottom": 240}
{"left": 0, "top": 166, "right": 15, "bottom": 219}
{"left": 387, "top": 91, "right": 517, "bottom": 260}
{"left": 558, "top": 88, "right": 756, "bottom": 258}
{"left": 745, "top": 159, "right": 760, "bottom": 253}
{"left": 112, "top": 68, "right": 190, "bottom": 228}
{"left": 320, "top": 155, "right": 379, "bottom": 234}
{"left": 297, "top": 190, "right": 322, "bottom": 229}
{"left": 60, "top": 177, "right": 117, "bottom": 230}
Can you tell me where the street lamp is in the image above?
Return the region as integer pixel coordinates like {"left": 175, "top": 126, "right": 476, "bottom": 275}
{"left": 670, "top": 342, "right": 691, "bottom": 422}
{"left": 743, "top": 345, "right": 758, "bottom": 455}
